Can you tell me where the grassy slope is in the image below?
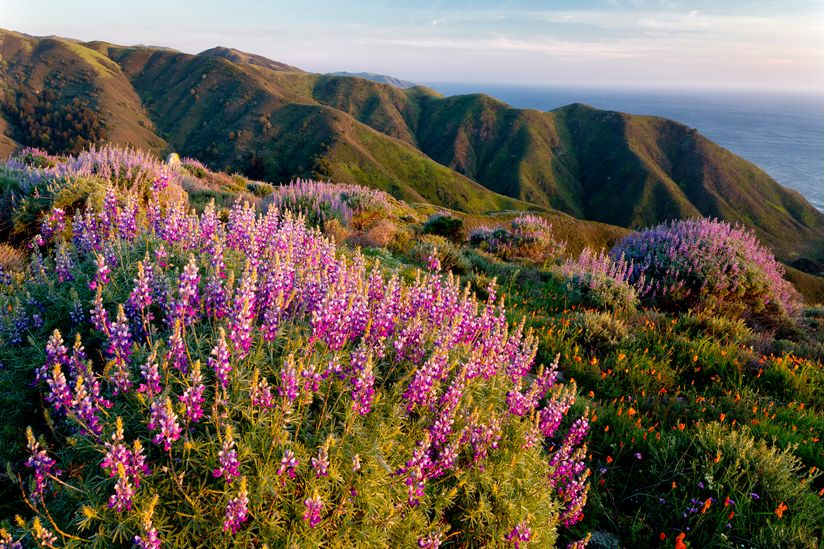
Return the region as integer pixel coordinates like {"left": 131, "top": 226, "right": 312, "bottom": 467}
{"left": 0, "top": 30, "right": 166, "bottom": 156}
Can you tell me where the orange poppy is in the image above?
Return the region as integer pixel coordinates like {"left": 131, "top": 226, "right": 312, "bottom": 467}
{"left": 675, "top": 532, "right": 687, "bottom": 549}
{"left": 700, "top": 498, "right": 712, "bottom": 514}
{"left": 775, "top": 502, "right": 788, "bottom": 519}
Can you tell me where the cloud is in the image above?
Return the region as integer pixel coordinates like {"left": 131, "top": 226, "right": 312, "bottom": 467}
{"left": 369, "top": 36, "right": 663, "bottom": 61}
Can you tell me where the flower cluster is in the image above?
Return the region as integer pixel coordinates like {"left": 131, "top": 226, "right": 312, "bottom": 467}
{"left": 11, "top": 151, "right": 588, "bottom": 547}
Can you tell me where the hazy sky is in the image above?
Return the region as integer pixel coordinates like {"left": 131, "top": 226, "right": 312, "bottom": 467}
{"left": 2, "top": 0, "right": 822, "bottom": 91}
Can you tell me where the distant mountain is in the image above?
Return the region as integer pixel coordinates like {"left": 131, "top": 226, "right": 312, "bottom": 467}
{"left": 329, "top": 72, "right": 417, "bottom": 89}
{"left": 0, "top": 28, "right": 821, "bottom": 272}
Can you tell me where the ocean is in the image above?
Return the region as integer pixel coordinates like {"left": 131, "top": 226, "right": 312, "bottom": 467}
{"left": 427, "top": 83, "right": 824, "bottom": 212}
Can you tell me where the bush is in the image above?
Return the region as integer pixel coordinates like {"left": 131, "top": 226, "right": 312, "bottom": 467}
{"left": 611, "top": 218, "right": 800, "bottom": 324}
{"left": 569, "top": 311, "right": 629, "bottom": 354}
{"left": 0, "top": 149, "right": 592, "bottom": 548}
{"left": 422, "top": 212, "right": 464, "bottom": 240}
{"left": 409, "top": 235, "right": 472, "bottom": 275}
{"left": 560, "top": 248, "right": 639, "bottom": 311}
{"left": 469, "top": 215, "right": 564, "bottom": 263}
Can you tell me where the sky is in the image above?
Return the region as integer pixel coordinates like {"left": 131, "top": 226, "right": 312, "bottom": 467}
{"left": 1, "top": 0, "right": 822, "bottom": 91}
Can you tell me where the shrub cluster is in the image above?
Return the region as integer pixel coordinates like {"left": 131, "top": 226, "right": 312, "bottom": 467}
{"left": 469, "top": 215, "right": 565, "bottom": 263}
{"left": 559, "top": 249, "right": 640, "bottom": 312}
{"left": 610, "top": 218, "right": 800, "bottom": 323}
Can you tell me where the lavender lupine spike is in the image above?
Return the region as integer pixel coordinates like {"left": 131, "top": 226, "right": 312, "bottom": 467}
{"left": 38, "top": 329, "right": 69, "bottom": 383}
{"left": 179, "top": 360, "right": 206, "bottom": 423}
{"left": 167, "top": 319, "right": 188, "bottom": 373}
{"left": 228, "top": 263, "right": 257, "bottom": 360}
{"left": 128, "top": 260, "right": 154, "bottom": 318}
{"left": 73, "top": 374, "right": 102, "bottom": 435}
{"left": 349, "top": 347, "right": 376, "bottom": 415}
{"left": 137, "top": 351, "right": 162, "bottom": 398}
{"left": 250, "top": 369, "right": 274, "bottom": 409}
{"left": 209, "top": 328, "right": 232, "bottom": 390}
{"left": 31, "top": 518, "right": 57, "bottom": 547}
{"left": 222, "top": 477, "right": 249, "bottom": 534}
{"left": 118, "top": 193, "right": 139, "bottom": 241}
{"left": 90, "top": 252, "right": 111, "bottom": 290}
{"left": 45, "top": 363, "right": 73, "bottom": 414}
{"left": 505, "top": 521, "right": 532, "bottom": 548}
{"left": 0, "top": 528, "right": 22, "bottom": 549}
{"left": 25, "top": 427, "right": 58, "bottom": 502}
{"left": 108, "top": 463, "right": 135, "bottom": 512}
{"left": 108, "top": 305, "right": 134, "bottom": 395}
{"left": 276, "top": 449, "right": 299, "bottom": 479}
{"left": 302, "top": 494, "right": 323, "bottom": 528}
{"left": 174, "top": 254, "right": 201, "bottom": 325}
{"left": 101, "top": 417, "right": 129, "bottom": 478}
{"left": 278, "top": 355, "right": 299, "bottom": 402}
{"left": 311, "top": 443, "right": 330, "bottom": 479}
{"left": 91, "top": 286, "right": 110, "bottom": 333}
{"left": 148, "top": 397, "right": 182, "bottom": 451}
{"left": 212, "top": 425, "right": 240, "bottom": 483}
{"left": 418, "top": 531, "right": 443, "bottom": 549}
{"left": 54, "top": 243, "right": 74, "bottom": 283}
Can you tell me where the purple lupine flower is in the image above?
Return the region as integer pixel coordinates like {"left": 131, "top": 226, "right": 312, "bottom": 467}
{"left": 212, "top": 426, "right": 240, "bottom": 483}
{"left": 403, "top": 348, "right": 449, "bottom": 411}
{"left": 250, "top": 369, "right": 274, "bottom": 409}
{"left": 100, "top": 186, "right": 118, "bottom": 237}
{"left": 349, "top": 346, "right": 375, "bottom": 415}
{"left": 130, "top": 440, "right": 150, "bottom": 485}
{"left": 101, "top": 417, "right": 129, "bottom": 478}
{"left": 222, "top": 477, "right": 249, "bottom": 534}
{"left": 228, "top": 264, "right": 257, "bottom": 359}
{"left": 25, "top": 428, "right": 58, "bottom": 501}
{"left": 276, "top": 449, "right": 298, "bottom": 479}
{"left": 118, "top": 194, "right": 139, "bottom": 241}
{"left": 418, "top": 531, "right": 442, "bottom": 548}
{"left": 505, "top": 521, "right": 532, "bottom": 548}
{"left": 566, "top": 534, "right": 592, "bottom": 549}
{"left": 167, "top": 319, "right": 188, "bottom": 373}
{"left": 108, "top": 306, "right": 134, "bottom": 395}
{"left": 108, "top": 463, "right": 135, "bottom": 512}
{"left": 38, "top": 330, "right": 69, "bottom": 383}
{"left": 45, "top": 363, "right": 73, "bottom": 414}
{"left": 134, "top": 523, "right": 161, "bottom": 549}
{"left": 54, "top": 243, "right": 74, "bottom": 283}
{"left": 90, "top": 287, "right": 110, "bottom": 333}
{"left": 204, "top": 271, "right": 230, "bottom": 320}
{"left": 90, "top": 252, "right": 111, "bottom": 290}
{"left": 138, "top": 351, "right": 162, "bottom": 398}
{"left": 209, "top": 328, "right": 232, "bottom": 390}
{"left": 302, "top": 495, "right": 323, "bottom": 528}
{"left": 128, "top": 261, "right": 154, "bottom": 317}
{"left": 73, "top": 374, "right": 102, "bottom": 435}
{"left": 179, "top": 361, "right": 206, "bottom": 423}
{"left": 278, "top": 355, "right": 299, "bottom": 402}
{"left": 426, "top": 247, "right": 441, "bottom": 272}
{"left": 148, "top": 397, "right": 182, "bottom": 451}
{"left": 311, "top": 444, "right": 329, "bottom": 479}
{"left": 173, "top": 254, "right": 200, "bottom": 325}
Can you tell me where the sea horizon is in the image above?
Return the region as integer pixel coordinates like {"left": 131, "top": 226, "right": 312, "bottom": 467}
{"left": 427, "top": 82, "right": 824, "bottom": 212}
